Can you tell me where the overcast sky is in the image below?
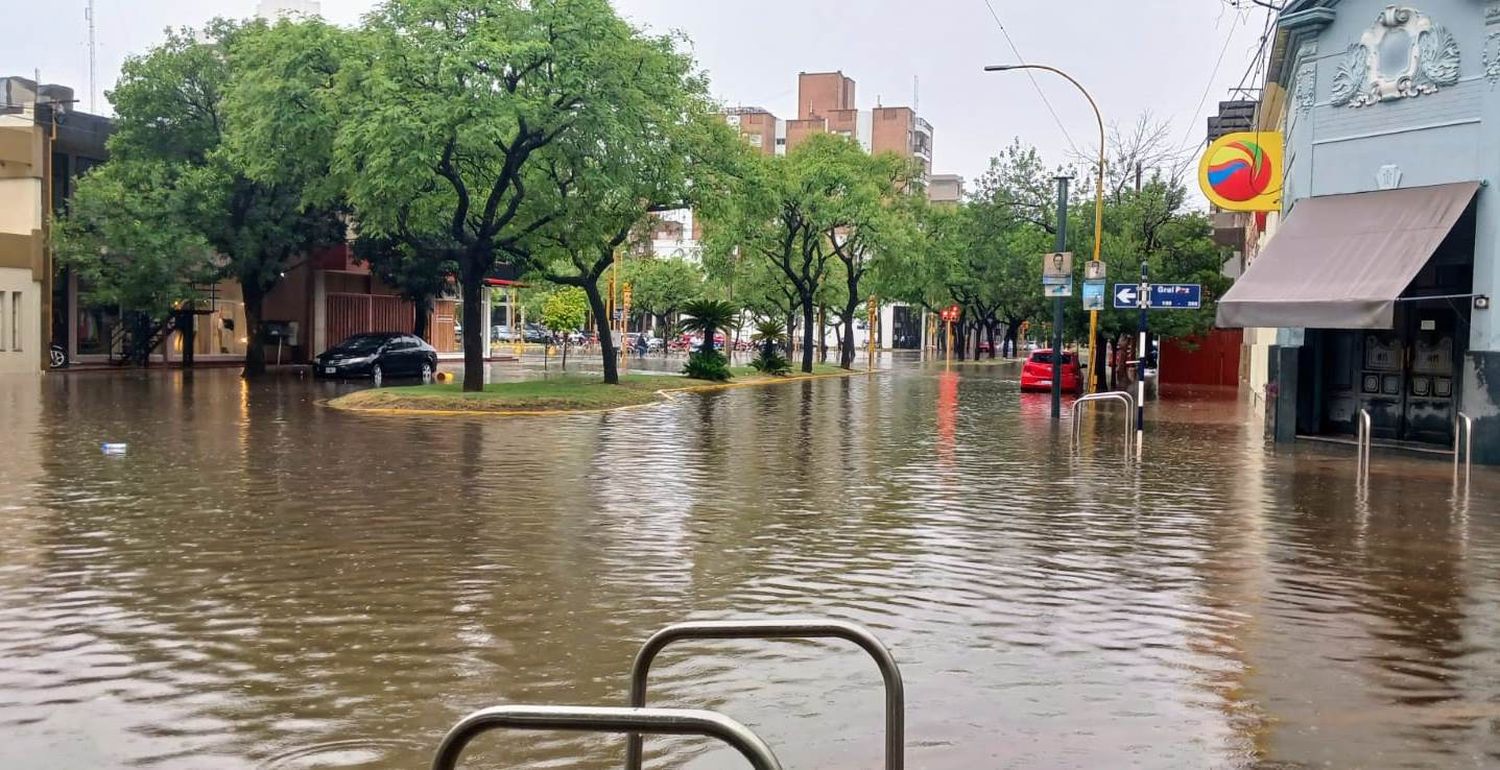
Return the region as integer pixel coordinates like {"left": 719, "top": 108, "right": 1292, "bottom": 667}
{"left": 5, "top": 0, "right": 1271, "bottom": 191}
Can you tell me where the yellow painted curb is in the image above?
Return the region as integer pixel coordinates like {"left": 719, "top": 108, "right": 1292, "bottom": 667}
{"left": 325, "top": 369, "right": 873, "bottom": 418}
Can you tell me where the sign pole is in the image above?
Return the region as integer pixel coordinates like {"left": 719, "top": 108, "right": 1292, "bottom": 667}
{"left": 1136, "top": 261, "right": 1148, "bottom": 456}
{"left": 1051, "top": 177, "right": 1070, "bottom": 421}
{"left": 945, "top": 317, "right": 954, "bottom": 368}
{"left": 867, "top": 295, "right": 877, "bottom": 373}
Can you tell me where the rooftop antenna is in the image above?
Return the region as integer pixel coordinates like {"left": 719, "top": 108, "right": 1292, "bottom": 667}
{"left": 86, "top": 0, "right": 97, "bottom": 112}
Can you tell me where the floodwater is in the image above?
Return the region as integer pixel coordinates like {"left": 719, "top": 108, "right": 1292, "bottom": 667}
{"left": 2, "top": 359, "right": 1499, "bottom": 770}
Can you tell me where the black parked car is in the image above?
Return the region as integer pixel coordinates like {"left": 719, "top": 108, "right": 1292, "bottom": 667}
{"left": 314, "top": 332, "right": 438, "bottom": 386}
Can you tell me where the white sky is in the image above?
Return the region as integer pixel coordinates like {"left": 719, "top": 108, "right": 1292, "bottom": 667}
{"left": 4, "top": 0, "right": 1273, "bottom": 187}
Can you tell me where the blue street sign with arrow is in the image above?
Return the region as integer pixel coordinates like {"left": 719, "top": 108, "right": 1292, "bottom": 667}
{"left": 1113, "top": 283, "right": 1202, "bottom": 310}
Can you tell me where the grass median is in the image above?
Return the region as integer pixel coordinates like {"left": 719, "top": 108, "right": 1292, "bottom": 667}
{"left": 328, "top": 364, "right": 856, "bottom": 415}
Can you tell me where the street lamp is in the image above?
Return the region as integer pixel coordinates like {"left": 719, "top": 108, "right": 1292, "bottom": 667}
{"left": 984, "top": 64, "right": 1107, "bottom": 394}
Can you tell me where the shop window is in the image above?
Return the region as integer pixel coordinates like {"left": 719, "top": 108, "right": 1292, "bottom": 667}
{"left": 0, "top": 292, "right": 8, "bottom": 351}
{"left": 10, "top": 292, "right": 19, "bottom": 351}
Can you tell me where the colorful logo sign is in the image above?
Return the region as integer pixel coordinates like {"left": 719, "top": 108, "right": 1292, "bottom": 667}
{"left": 1198, "top": 132, "right": 1283, "bottom": 212}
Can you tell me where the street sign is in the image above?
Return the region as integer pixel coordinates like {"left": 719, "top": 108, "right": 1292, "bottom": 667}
{"left": 1044, "top": 277, "right": 1073, "bottom": 298}
{"left": 1148, "top": 283, "right": 1202, "bottom": 309}
{"left": 1042, "top": 252, "right": 1073, "bottom": 285}
{"left": 1113, "top": 283, "right": 1203, "bottom": 310}
{"left": 941, "top": 305, "right": 961, "bottom": 322}
{"left": 1082, "top": 279, "right": 1106, "bottom": 311}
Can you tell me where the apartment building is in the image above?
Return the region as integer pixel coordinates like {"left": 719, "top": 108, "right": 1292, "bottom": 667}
{"left": 722, "top": 71, "right": 936, "bottom": 183}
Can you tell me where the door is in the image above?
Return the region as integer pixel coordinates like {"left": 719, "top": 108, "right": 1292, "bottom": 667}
{"left": 385, "top": 336, "right": 419, "bottom": 375}
{"left": 1357, "top": 329, "right": 1404, "bottom": 440}
{"left": 1404, "top": 309, "right": 1457, "bottom": 445}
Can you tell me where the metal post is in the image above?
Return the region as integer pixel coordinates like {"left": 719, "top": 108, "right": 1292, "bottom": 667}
{"left": 625, "top": 619, "right": 904, "bottom": 770}
{"left": 1135, "top": 261, "right": 1148, "bottom": 455}
{"left": 431, "top": 705, "right": 783, "bottom": 770}
{"left": 1454, "top": 412, "right": 1473, "bottom": 493}
{"left": 1052, "top": 177, "right": 1070, "bottom": 420}
{"left": 1357, "top": 408, "right": 1372, "bottom": 486}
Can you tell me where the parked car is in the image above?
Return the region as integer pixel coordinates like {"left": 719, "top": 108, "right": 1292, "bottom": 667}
{"left": 314, "top": 332, "right": 438, "bottom": 386}
{"left": 523, "top": 324, "right": 550, "bottom": 343}
{"left": 492, "top": 324, "right": 515, "bottom": 342}
{"left": 1020, "top": 349, "right": 1083, "bottom": 394}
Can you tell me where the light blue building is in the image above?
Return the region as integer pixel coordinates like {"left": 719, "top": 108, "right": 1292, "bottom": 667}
{"left": 1220, "top": 0, "right": 1500, "bottom": 463}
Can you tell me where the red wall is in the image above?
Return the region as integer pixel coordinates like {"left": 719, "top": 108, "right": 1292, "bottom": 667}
{"left": 1160, "top": 329, "right": 1242, "bottom": 388}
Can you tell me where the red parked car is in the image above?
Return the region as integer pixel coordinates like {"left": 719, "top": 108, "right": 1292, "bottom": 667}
{"left": 1020, "top": 349, "right": 1083, "bottom": 394}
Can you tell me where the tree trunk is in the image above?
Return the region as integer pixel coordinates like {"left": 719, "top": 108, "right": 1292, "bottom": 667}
{"left": 460, "top": 275, "right": 485, "bottom": 392}
{"left": 179, "top": 310, "right": 195, "bottom": 369}
{"left": 799, "top": 294, "right": 816, "bottom": 373}
{"left": 985, "top": 322, "right": 997, "bottom": 359}
{"left": 838, "top": 309, "right": 855, "bottom": 369}
{"left": 561, "top": 339, "right": 569, "bottom": 370}
{"left": 584, "top": 282, "right": 619, "bottom": 384}
{"left": 243, "top": 284, "right": 267, "bottom": 378}
{"left": 413, "top": 296, "right": 432, "bottom": 341}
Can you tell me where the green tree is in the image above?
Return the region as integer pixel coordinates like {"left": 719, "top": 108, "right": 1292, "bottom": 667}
{"left": 625, "top": 255, "right": 704, "bottom": 336}
{"left": 679, "top": 298, "right": 736, "bottom": 381}
{"left": 811, "top": 141, "right": 913, "bottom": 368}
{"left": 706, "top": 134, "right": 859, "bottom": 373}
{"left": 540, "top": 286, "right": 588, "bottom": 369}
{"left": 748, "top": 318, "right": 790, "bottom": 375}
{"left": 325, "top": 0, "right": 681, "bottom": 391}
{"left": 53, "top": 161, "right": 219, "bottom": 364}
{"left": 62, "top": 19, "right": 344, "bottom": 376}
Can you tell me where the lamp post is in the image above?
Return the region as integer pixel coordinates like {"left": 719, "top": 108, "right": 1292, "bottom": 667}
{"left": 984, "top": 64, "right": 1107, "bottom": 394}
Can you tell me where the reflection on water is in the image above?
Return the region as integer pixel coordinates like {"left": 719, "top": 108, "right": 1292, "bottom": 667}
{"left": 1, "top": 364, "right": 1499, "bottom": 769}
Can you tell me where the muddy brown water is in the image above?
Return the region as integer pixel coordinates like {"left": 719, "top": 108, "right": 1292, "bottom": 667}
{"left": 2, "top": 360, "right": 1498, "bottom": 769}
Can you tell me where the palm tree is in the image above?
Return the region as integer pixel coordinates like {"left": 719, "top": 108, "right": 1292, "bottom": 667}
{"left": 680, "top": 299, "right": 737, "bottom": 359}
{"left": 751, "top": 319, "right": 786, "bottom": 360}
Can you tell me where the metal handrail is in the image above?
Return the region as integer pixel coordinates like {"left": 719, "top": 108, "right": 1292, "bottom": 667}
{"left": 431, "top": 705, "right": 783, "bottom": 770}
{"left": 1071, "top": 392, "right": 1136, "bottom": 460}
{"left": 625, "top": 619, "right": 903, "bottom": 770}
{"left": 1455, "top": 412, "right": 1474, "bottom": 492}
{"left": 1356, "top": 408, "right": 1372, "bottom": 486}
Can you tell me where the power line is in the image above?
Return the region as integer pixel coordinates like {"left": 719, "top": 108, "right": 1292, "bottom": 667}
{"left": 1174, "top": 6, "right": 1249, "bottom": 154}
{"left": 978, "top": 0, "right": 1083, "bottom": 158}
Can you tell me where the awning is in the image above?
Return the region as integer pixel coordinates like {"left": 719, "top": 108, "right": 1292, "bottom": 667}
{"left": 1216, "top": 181, "right": 1479, "bottom": 329}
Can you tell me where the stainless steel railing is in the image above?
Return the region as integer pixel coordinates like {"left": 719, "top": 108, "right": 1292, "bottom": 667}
{"left": 1455, "top": 412, "right": 1474, "bottom": 493}
{"left": 431, "top": 705, "right": 783, "bottom": 770}
{"left": 625, "top": 619, "right": 904, "bottom": 770}
{"left": 1071, "top": 392, "right": 1136, "bottom": 461}
{"left": 1356, "top": 408, "right": 1373, "bottom": 488}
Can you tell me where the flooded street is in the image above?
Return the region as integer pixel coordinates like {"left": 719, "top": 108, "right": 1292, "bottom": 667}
{"left": 2, "top": 360, "right": 1499, "bottom": 769}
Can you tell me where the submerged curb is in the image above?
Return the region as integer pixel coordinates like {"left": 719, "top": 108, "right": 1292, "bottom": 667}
{"left": 326, "top": 368, "right": 871, "bottom": 417}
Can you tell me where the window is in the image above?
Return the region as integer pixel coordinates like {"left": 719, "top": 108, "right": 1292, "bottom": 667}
{"left": 10, "top": 292, "right": 20, "bottom": 351}
{"left": 0, "top": 292, "right": 7, "bottom": 351}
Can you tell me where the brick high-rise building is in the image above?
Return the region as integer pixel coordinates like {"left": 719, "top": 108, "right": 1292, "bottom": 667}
{"left": 723, "top": 71, "right": 935, "bottom": 183}
{"left": 798, "top": 71, "right": 856, "bottom": 121}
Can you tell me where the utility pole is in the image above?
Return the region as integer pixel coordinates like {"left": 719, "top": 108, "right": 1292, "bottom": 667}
{"left": 86, "top": 1, "right": 97, "bottom": 112}
{"left": 1051, "top": 176, "right": 1070, "bottom": 420}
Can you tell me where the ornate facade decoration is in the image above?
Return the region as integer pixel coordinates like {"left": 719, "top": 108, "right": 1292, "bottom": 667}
{"left": 1487, "top": 4, "right": 1500, "bottom": 88}
{"left": 1485, "top": 31, "right": 1500, "bottom": 88}
{"left": 1294, "top": 41, "right": 1318, "bottom": 115}
{"left": 1329, "top": 5, "right": 1461, "bottom": 107}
